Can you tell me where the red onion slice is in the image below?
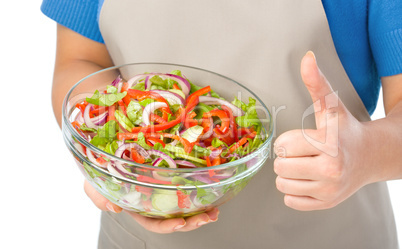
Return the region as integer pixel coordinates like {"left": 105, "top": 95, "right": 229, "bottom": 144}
{"left": 165, "top": 74, "right": 190, "bottom": 97}
{"left": 208, "top": 148, "right": 223, "bottom": 161}
{"left": 86, "top": 147, "right": 108, "bottom": 169}
{"left": 147, "top": 149, "right": 177, "bottom": 168}
{"left": 83, "top": 104, "right": 98, "bottom": 129}
{"left": 152, "top": 158, "right": 163, "bottom": 167}
{"left": 150, "top": 90, "right": 185, "bottom": 106}
{"left": 199, "top": 96, "right": 244, "bottom": 117}
{"left": 90, "top": 111, "right": 108, "bottom": 126}
{"left": 83, "top": 104, "right": 109, "bottom": 129}
{"left": 174, "top": 160, "right": 197, "bottom": 168}
{"left": 142, "top": 102, "right": 168, "bottom": 126}
{"left": 115, "top": 143, "right": 150, "bottom": 160}
{"left": 152, "top": 171, "right": 192, "bottom": 182}
{"left": 75, "top": 112, "right": 84, "bottom": 124}
{"left": 107, "top": 162, "right": 124, "bottom": 178}
{"left": 144, "top": 76, "right": 151, "bottom": 90}
{"left": 110, "top": 75, "right": 122, "bottom": 87}
{"left": 199, "top": 116, "right": 214, "bottom": 140}
{"left": 113, "top": 162, "right": 139, "bottom": 178}
{"left": 212, "top": 170, "right": 235, "bottom": 179}
{"left": 126, "top": 73, "right": 190, "bottom": 97}
{"left": 126, "top": 74, "right": 148, "bottom": 88}
{"left": 190, "top": 174, "right": 215, "bottom": 184}
{"left": 117, "top": 82, "right": 123, "bottom": 93}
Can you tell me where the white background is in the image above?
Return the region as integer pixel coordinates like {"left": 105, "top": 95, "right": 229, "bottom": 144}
{"left": 1, "top": 1, "right": 401, "bottom": 248}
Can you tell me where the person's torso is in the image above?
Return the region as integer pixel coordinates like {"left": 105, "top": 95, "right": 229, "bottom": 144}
{"left": 97, "top": 1, "right": 398, "bottom": 248}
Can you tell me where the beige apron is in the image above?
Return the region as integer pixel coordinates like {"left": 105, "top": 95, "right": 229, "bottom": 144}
{"left": 98, "top": 1, "right": 398, "bottom": 248}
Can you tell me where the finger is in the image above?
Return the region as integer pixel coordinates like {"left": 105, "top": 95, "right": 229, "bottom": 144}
{"left": 177, "top": 208, "right": 220, "bottom": 232}
{"left": 301, "top": 51, "right": 333, "bottom": 105}
{"left": 274, "top": 156, "right": 321, "bottom": 180}
{"left": 83, "top": 180, "right": 122, "bottom": 213}
{"left": 276, "top": 176, "right": 319, "bottom": 197}
{"left": 274, "top": 129, "right": 321, "bottom": 157}
{"left": 284, "top": 194, "right": 330, "bottom": 211}
{"left": 301, "top": 51, "right": 346, "bottom": 129}
{"left": 125, "top": 211, "right": 187, "bottom": 234}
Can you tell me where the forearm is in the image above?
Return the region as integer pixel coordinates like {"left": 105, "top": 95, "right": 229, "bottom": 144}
{"left": 52, "top": 60, "right": 107, "bottom": 127}
{"left": 364, "top": 100, "right": 402, "bottom": 182}
{"left": 51, "top": 24, "right": 114, "bottom": 127}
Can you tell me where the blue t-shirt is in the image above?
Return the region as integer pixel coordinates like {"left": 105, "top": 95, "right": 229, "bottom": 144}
{"left": 41, "top": 0, "right": 402, "bottom": 115}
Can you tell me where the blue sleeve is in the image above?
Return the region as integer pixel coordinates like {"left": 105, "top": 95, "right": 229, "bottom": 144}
{"left": 369, "top": 0, "right": 402, "bottom": 77}
{"left": 41, "top": 0, "right": 104, "bottom": 43}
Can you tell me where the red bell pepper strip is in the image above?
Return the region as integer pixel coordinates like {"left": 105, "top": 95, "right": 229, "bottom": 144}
{"left": 147, "top": 137, "right": 166, "bottom": 148}
{"left": 201, "top": 116, "right": 212, "bottom": 133}
{"left": 238, "top": 127, "right": 255, "bottom": 136}
{"left": 127, "top": 89, "right": 172, "bottom": 120}
{"left": 184, "top": 118, "right": 199, "bottom": 129}
{"left": 149, "top": 113, "right": 167, "bottom": 124}
{"left": 135, "top": 185, "right": 153, "bottom": 198}
{"left": 90, "top": 105, "right": 107, "bottom": 116}
{"left": 127, "top": 89, "right": 171, "bottom": 113}
{"left": 203, "top": 109, "right": 230, "bottom": 134}
{"left": 221, "top": 105, "right": 238, "bottom": 142}
{"left": 172, "top": 83, "right": 181, "bottom": 90}
{"left": 177, "top": 189, "right": 191, "bottom": 209}
{"left": 228, "top": 131, "right": 257, "bottom": 154}
{"left": 131, "top": 147, "right": 145, "bottom": 164}
{"left": 75, "top": 100, "right": 88, "bottom": 117}
{"left": 205, "top": 156, "right": 216, "bottom": 177}
{"left": 96, "top": 156, "right": 107, "bottom": 165}
{"left": 154, "top": 133, "right": 193, "bottom": 154}
{"left": 107, "top": 105, "right": 116, "bottom": 122}
{"left": 71, "top": 121, "right": 81, "bottom": 131}
{"left": 117, "top": 131, "right": 194, "bottom": 154}
{"left": 205, "top": 156, "right": 212, "bottom": 167}
{"left": 136, "top": 175, "right": 171, "bottom": 185}
{"left": 118, "top": 100, "right": 127, "bottom": 115}
{"left": 185, "top": 86, "right": 211, "bottom": 113}
{"left": 126, "top": 108, "right": 184, "bottom": 133}
{"left": 142, "top": 199, "right": 153, "bottom": 212}
{"left": 71, "top": 121, "right": 88, "bottom": 155}
{"left": 213, "top": 127, "right": 234, "bottom": 146}
{"left": 211, "top": 157, "right": 221, "bottom": 166}
{"left": 121, "top": 82, "right": 131, "bottom": 106}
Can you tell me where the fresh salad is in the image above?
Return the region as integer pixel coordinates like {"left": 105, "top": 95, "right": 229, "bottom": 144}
{"left": 70, "top": 70, "right": 267, "bottom": 216}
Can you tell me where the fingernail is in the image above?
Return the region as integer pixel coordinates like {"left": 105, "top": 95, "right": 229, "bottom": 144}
{"left": 197, "top": 220, "right": 210, "bottom": 227}
{"left": 307, "top": 50, "right": 315, "bottom": 58}
{"left": 209, "top": 209, "right": 220, "bottom": 222}
{"left": 173, "top": 223, "right": 186, "bottom": 231}
{"left": 106, "top": 202, "right": 117, "bottom": 213}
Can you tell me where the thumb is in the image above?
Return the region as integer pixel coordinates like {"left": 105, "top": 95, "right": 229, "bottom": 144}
{"left": 301, "top": 51, "right": 344, "bottom": 128}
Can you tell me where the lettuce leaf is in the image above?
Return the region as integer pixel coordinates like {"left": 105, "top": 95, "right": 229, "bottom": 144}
{"left": 234, "top": 97, "right": 261, "bottom": 129}
{"left": 134, "top": 132, "right": 152, "bottom": 150}
{"left": 114, "top": 109, "right": 135, "bottom": 131}
{"left": 90, "top": 120, "right": 117, "bottom": 148}
{"left": 86, "top": 90, "right": 126, "bottom": 107}
{"left": 126, "top": 100, "right": 143, "bottom": 125}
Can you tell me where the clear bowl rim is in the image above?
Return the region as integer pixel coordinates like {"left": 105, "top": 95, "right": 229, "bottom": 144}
{"left": 62, "top": 62, "right": 274, "bottom": 188}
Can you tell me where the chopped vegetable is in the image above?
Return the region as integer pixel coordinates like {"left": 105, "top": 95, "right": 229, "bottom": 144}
{"left": 71, "top": 70, "right": 267, "bottom": 212}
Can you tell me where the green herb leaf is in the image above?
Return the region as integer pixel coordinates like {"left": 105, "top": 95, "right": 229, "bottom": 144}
{"left": 86, "top": 90, "right": 127, "bottom": 107}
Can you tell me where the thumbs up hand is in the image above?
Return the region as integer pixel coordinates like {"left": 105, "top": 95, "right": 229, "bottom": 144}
{"left": 273, "top": 51, "right": 374, "bottom": 211}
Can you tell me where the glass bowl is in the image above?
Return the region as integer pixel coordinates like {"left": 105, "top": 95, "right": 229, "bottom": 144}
{"left": 62, "top": 63, "right": 273, "bottom": 218}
